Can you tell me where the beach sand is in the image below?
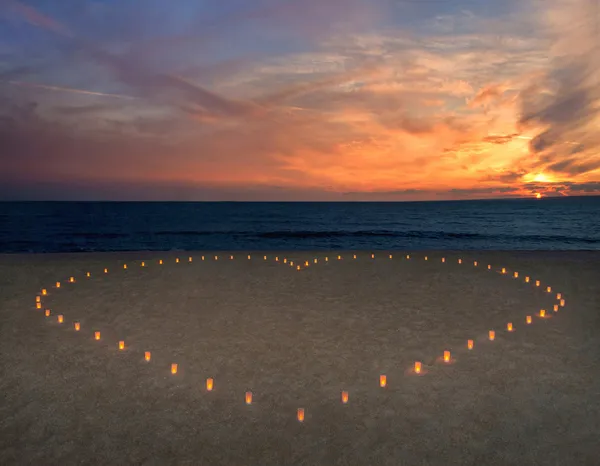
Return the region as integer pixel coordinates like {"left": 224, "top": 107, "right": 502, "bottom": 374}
{"left": 1, "top": 250, "right": 599, "bottom": 466}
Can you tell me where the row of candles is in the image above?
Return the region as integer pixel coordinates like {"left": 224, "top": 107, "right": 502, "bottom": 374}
{"left": 35, "top": 253, "right": 565, "bottom": 422}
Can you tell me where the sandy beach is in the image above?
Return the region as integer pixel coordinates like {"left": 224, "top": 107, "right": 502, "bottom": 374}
{"left": 1, "top": 250, "right": 599, "bottom": 466}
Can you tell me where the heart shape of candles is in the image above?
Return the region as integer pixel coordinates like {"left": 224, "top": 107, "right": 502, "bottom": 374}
{"left": 36, "top": 253, "right": 564, "bottom": 422}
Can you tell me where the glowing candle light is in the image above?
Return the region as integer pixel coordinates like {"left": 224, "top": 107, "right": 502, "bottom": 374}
{"left": 557, "top": 293, "right": 562, "bottom": 300}
{"left": 141, "top": 262, "right": 145, "bottom": 267}
{"left": 74, "top": 322, "right": 80, "bottom": 331}
{"left": 540, "top": 309, "right": 546, "bottom": 318}
{"left": 467, "top": 339, "right": 474, "bottom": 350}
{"left": 297, "top": 408, "right": 305, "bottom": 422}
{"left": 341, "top": 391, "right": 349, "bottom": 404}
{"left": 314, "top": 258, "right": 317, "bottom": 263}
{"left": 123, "top": 264, "right": 127, "bottom": 269}
{"left": 230, "top": 255, "right": 233, "bottom": 260}
{"left": 36, "top": 302, "right": 41, "bottom": 309}
{"left": 525, "top": 276, "right": 530, "bottom": 283}
{"left": 443, "top": 351, "right": 451, "bottom": 363}
{"left": 42, "top": 289, "right": 47, "bottom": 296}
{"left": 441, "top": 257, "right": 445, "bottom": 263}
{"left": 290, "top": 261, "right": 294, "bottom": 266}
{"left": 176, "top": 258, "right": 180, "bottom": 263}
{"left": 458, "top": 259, "right": 462, "bottom": 264}
{"left": 501, "top": 268, "right": 506, "bottom": 274}
{"left": 325, "top": 257, "right": 328, "bottom": 262}
{"left": 560, "top": 299, "right": 565, "bottom": 307}
{"left": 489, "top": 330, "right": 495, "bottom": 341}
{"left": 514, "top": 272, "right": 519, "bottom": 278}
{"left": 425, "top": 256, "right": 428, "bottom": 261}
{"left": 487, "top": 265, "right": 491, "bottom": 270}
{"left": 337, "top": 255, "right": 341, "bottom": 260}
{"left": 389, "top": 254, "right": 393, "bottom": 259}
{"left": 284, "top": 258, "right": 287, "bottom": 264}
{"left": 474, "top": 261, "right": 477, "bottom": 266}
{"left": 214, "top": 256, "right": 218, "bottom": 261}
{"left": 264, "top": 255, "right": 267, "bottom": 260}
{"left": 45, "top": 309, "right": 51, "bottom": 317}
{"left": 379, "top": 375, "right": 387, "bottom": 387}
{"left": 36, "top": 296, "right": 41, "bottom": 303}
{"left": 56, "top": 281, "right": 61, "bottom": 288}
{"left": 206, "top": 378, "right": 214, "bottom": 391}
{"left": 245, "top": 391, "right": 253, "bottom": 405}
{"left": 526, "top": 315, "right": 532, "bottom": 324}
{"left": 248, "top": 255, "right": 251, "bottom": 260}
{"left": 554, "top": 304, "right": 559, "bottom": 312}
{"left": 119, "top": 340, "right": 125, "bottom": 350}
{"left": 414, "top": 361, "right": 422, "bottom": 374}
{"left": 86, "top": 272, "right": 90, "bottom": 277}
{"left": 57, "top": 315, "right": 64, "bottom": 324}
{"left": 189, "top": 257, "right": 193, "bottom": 262}
{"left": 104, "top": 268, "right": 108, "bottom": 273}
{"left": 95, "top": 331, "right": 101, "bottom": 340}
{"left": 507, "top": 322, "right": 513, "bottom": 332}
{"left": 171, "top": 363, "right": 178, "bottom": 375}
{"left": 547, "top": 286, "right": 552, "bottom": 293}
{"left": 69, "top": 276, "right": 75, "bottom": 283}
{"left": 304, "top": 261, "right": 309, "bottom": 266}
{"left": 353, "top": 254, "right": 357, "bottom": 259}
{"left": 371, "top": 254, "right": 375, "bottom": 259}
{"left": 535, "top": 280, "right": 540, "bottom": 287}
{"left": 145, "top": 351, "right": 151, "bottom": 362}
{"left": 276, "top": 257, "right": 279, "bottom": 261}
{"left": 297, "top": 265, "right": 301, "bottom": 270}
{"left": 201, "top": 256, "right": 205, "bottom": 261}
{"left": 159, "top": 259, "right": 163, "bottom": 265}
{"left": 406, "top": 254, "right": 410, "bottom": 259}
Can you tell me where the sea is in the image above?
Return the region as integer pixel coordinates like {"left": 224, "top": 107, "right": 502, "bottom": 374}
{"left": 0, "top": 197, "right": 599, "bottom": 253}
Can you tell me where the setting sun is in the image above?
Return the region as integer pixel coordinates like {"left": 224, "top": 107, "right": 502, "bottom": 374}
{"left": 535, "top": 193, "right": 542, "bottom": 199}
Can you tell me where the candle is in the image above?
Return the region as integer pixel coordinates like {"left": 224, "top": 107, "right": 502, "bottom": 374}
{"left": 74, "top": 322, "right": 80, "bottom": 331}
{"left": 36, "top": 302, "right": 41, "bottom": 309}
{"left": 535, "top": 280, "right": 540, "bottom": 287}
{"left": 36, "top": 296, "right": 41, "bottom": 303}
{"left": 141, "top": 262, "right": 145, "bottom": 267}
{"left": 458, "top": 259, "right": 462, "bottom": 264}
{"left": 276, "top": 257, "right": 279, "bottom": 261}
{"left": 201, "top": 256, "right": 205, "bottom": 260}
{"left": 189, "top": 257, "right": 193, "bottom": 262}
{"left": 325, "top": 257, "right": 328, "bottom": 262}
{"left": 284, "top": 258, "right": 287, "bottom": 264}
{"left": 474, "top": 261, "right": 477, "bottom": 266}
{"left": 526, "top": 315, "right": 532, "bottom": 324}
{"left": 489, "top": 330, "right": 495, "bottom": 341}
{"left": 514, "top": 272, "right": 519, "bottom": 278}
{"left": 553, "top": 304, "right": 559, "bottom": 312}
{"left": 442, "top": 257, "right": 445, "bottom": 263}
{"left": 145, "top": 351, "right": 151, "bottom": 362}
{"left": 206, "top": 378, "right": 214, "bottom": 391}
{"left": 104, "top": 268, "right": 108, "bottom": 273}
{"left": 313, "top": 258, "right": 317, "bottom": 263}
{"left": 248, "top": 255, "right": 251, "bottom": 260}
{"left": 297, "top": 408, "right": 305, "bottom": 422}
{"left": 123, "top": 264, "right": 127, "bottom": 269}
{"left": 487, "top": 265, "right": 491, "bottom": 270}
{"left": 525, "top": 276, "right": 530, "bottom": 283}
{"left": 86, "top": 272, "right": 90, "bottom": 277}
{"left": 95, "top": 331, "right": 101, "bottom": 340}
{"left": 507, "top": 322, "right": 513, "bottom": 332}
{"left": 304, "top": 261, "right": 309, "bottom": 266}
{"left": 379, "top": 375, "right": 387, "bottom": 387}
{"left": 467, "top": 339, "right": 474, "bottom": 350}
{"left": 560, "top": 299, "right": 565, "bottom": 307}
{"left": 443, "top": 351, "right": 451, "bottom": 363}
{"left": 263, "top": 255, "right": 267, "bottom": 260}
{"left": 425, "top": 256, "right": 428, "bottom": 261}
{"left": 341, "top": 391, "right": 349, "bottom": 404}
{"left": 57, "top": 315, "right": 64, "bottom": 324}
{"left": 547, "top": 286, "right": 552, "bottom": 293}
{"left": 245, "top": 391, "right": 252, "bottom": 405}
{"left": 297, "top": 265, "right": 301, "bottom": 270}
{"left": 230, "top": 255, "right": 233, "bottom": 260}
{"left": 56, "top": 281, "right": 61, "bottom": 288}
{"left": 501, "top": 268, "right": 506, "bottom": 274}
{"left": 171, "top": 363, "right": 178, "bottom": 375}
{"left": 119, "top": 340, "right": 125, "bottom": 350}
{"left": 540, "top": 309, "right": 546, "bottom": 317}
{"left": 45, "top": 309, "right": 51, "bottom": 317}
{"left": 290, "top": 261, "right": 294, "bottom": 266}
{"left": 371, "top": 254, "right": 375, "bottom": 259}
{"left": 42, "top": 289, "right": 47, "bottom": 295}
{"left": 69, "top": 276, "right": 74, "bottom": 283}
{"left": 556, "top": 293, "right": 562, "bottom": 300}
{"left": 337, "top": 255, "right": 341, "bottom": 260}
{"left": 414, "top": 361, "right": 422, "bottom": 374}
{"left": 353, "top": 254, "right": 357, "bottom": 259}
{"left": 159, "top": 259, "right": 163, "bottom": 265}
{"left": 389, "top": 254, "right": 392, "bottom": 259}
{"left": 406, "top": 255, "right": 410, "bottom": 259}
{"left": 214, "top": 256, "right": 218, "bottom": 261}
{"left": 176, "top": 258, "right": 180, "bottom": 263}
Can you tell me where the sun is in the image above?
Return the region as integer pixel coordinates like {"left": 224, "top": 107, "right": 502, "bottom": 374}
{"left": 535, "top": 192, "right": 542, "bottom": 199}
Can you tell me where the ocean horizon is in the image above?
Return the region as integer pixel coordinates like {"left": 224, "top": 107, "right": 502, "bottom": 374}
{"left": 1, "top": 196, "right": 599, "bottom": 253}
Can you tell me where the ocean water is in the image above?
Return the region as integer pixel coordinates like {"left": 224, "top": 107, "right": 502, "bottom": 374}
{"left": 0, "top": 197, "right": 599, "bottom": 253}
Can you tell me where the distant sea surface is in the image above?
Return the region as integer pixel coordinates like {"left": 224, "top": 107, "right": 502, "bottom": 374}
{"left": 1, "top": 198, "right": 599, "bottom": 253}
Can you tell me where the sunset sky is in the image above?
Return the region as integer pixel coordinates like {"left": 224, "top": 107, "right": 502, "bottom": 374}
{"left": 0, "top": 0, "right": 599, "bottom": 201}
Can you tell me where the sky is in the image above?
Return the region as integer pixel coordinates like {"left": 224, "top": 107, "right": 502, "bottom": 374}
{"left": 0, "top": 0, "right": 599, "bottom": 201}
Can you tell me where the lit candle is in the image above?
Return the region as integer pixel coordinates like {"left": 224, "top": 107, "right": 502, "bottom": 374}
{"left": 57, "top": 315, "right": 64, "bottom": 324}
{"left": 248, "top": 255, "right": 251, "bottom": 260}
{"left": 276, "top": 257, "right": 279, "bottom": 261}
{"left": 145, "top": 351, "right": 151, "bottom": 362}
{"left": 458, "top": 259, "right": 462, "bottom": 264}
{"left": 36, "top": 296, "right": 41, "bottom": 303}
{"left": 86, "top": 272, "right": 90, "bottom": 277}
{"left": 487, "top": 265, "right": 491, "bottom": 270}
{"left": 119, "top": 340, "right": 125, "bottom": 350}
{"left": 389, "top": 254, "right": 392, "bottom": 259}
{"left": 371, "top": 254, "right": 375, "bottom": 259}
{"left": 45, "top": 309, "right": 51, "bottom": 317}
{"left": 507, "top": 322, "right": 513, "bottom": 332}
{"left": 189, "top": 257, "right": 193, "bottom": 262}
{"left": 297, "top": 265, "right": 300, "bottom": 270}
{"left": 313, "top": 258, "right": 317, "bottom": 263}
{"left": 325, "top": 257, "right": 328, "bottom": 262}
{"left": 284, "top": 258, "right": 287, "bottom": 264}
{"left": 540, "top": 309, "right": 546, "bottom": 317}
{"left": 467, "top": 339, "right": 474, "bottom": 350}
{"left": 425, "top": 256, "right": 428, "bottom": 261}
{"left": 525, "top": 276, "right": 530, "bottom": 283}
{"left": 171, "top": 363, "right": 178, "bottom": 375}
{"left": 353, "top": 254, "right": 357, "bottom": 259}
{"left": 42, "top": 289, "right": 47, "bottom": 295}
{"left": 95, "top": 331, "right": 101, "bottom": 340}
{"left": 443, "top": 351, "right": 451, "bottom": 363}
{"left": 263, "top": 255, "right": 267, "bottom": 260}
{"left": 556, "top": 293, "right": 562, "bottom": 300}
{"left": 535, "top": 280, "right": 540, "bottom": 287}
{"left": 245, "top": 391, "right": 252, "bottom": 405}
{"left": 206, "top": 378, "right": 214, "bottom": 391}
{"left": 337, "top": 255, "right": 341, "bottom": 260}
{"left": 74, "top": 322, "right": 80, "bottom": 331}
{"left": 202, "top": 256, "right": 205, "bottom": 261}
{"left": 176, "top": 258, "right": 180, "bottom": 263}
{"left": 69, "top": 276, "right": 74, "bottom": 283}
{"left": 290, "top": 261, "right": 294, "bottom": 266}
{"left": 514, "top": 272, "right": 519, "bottom": 278}
{"left": 56, "top": 281, "right": 61, "bottom": 288}
{"left": 553, "top": 304, "right": 559, "bottom": 312}
{"left": 141, "top": 262, "right": 145, "bottom": 267}
{"left": 123, "top": 264, "right": 127, "bottom": 269}
{"left": 230, "top": 255, "right": 233, "bottom": 260}
{"left": 414, "top": 361, "right": 422, "bottom": 374}
{"left": 341, "top": 391, "right": 349, "bottom": 404}
{"left": 297, "top": 408, "right": 305, "bottom": 422}
{"left": 304, "top": 261, "right": 309, "bottom": 266}
{"left": 104, "top": 268, "right": 108, "bottom": 273}
{"left": 379, "top": 375, "right": 387, "bottom": 387}
{"left": 501, "top": 268, "right": 506, "bottom": 274}
{"left": 547, "top": 286, "right": 552, "bottom": 293}
{"left": 474, "top": 261, "right": 477, "bottom": 266}
{"left": 214, "top": 256, "right": 218, "bottom": 261}
{"left": 489, "top": 330, "right": 495, "bottom": 341}
{"left": 406, "top": 254, "right": 410, "bottom": 259}
{"left": 560, "top": 299, "right": 565, "bottom": 307}
{"left": 159, "top": 260, "right": 163, "bottom": 265}
{"left": 441, "top": 257, "right": 445, "bottom": 263}
{"left": 526, "top": 315, "right": 532, "bottom": 324}
{"left": 36, "top": 302, "right": 41, "bottom": 309}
